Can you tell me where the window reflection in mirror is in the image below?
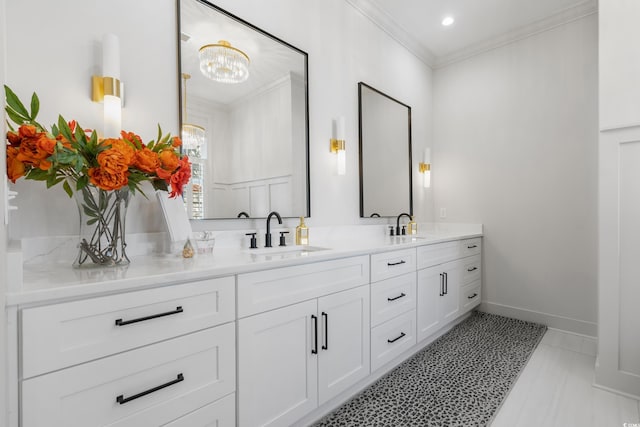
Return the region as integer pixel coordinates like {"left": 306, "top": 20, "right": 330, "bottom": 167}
{"left": 179, "top": 0, "right": 310, "bottom": 219}
{"left": 358, "top": 82, "right": 413, "bottom": 218}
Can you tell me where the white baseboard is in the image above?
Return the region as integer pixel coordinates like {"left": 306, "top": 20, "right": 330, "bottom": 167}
{"left": 479, "top": 301, "right": 597, "bottom": 337}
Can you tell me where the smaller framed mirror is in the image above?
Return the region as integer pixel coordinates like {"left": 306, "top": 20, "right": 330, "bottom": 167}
{"left": 358, "top": 82, "right": 413, "bottom": 218}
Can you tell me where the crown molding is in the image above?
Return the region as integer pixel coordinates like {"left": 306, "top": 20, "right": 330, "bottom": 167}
{"left": 345, "top": 0, "right": 436, "bottom": 68}
{"left": 435, "top": 0, "right": 597, "bottom": 68}
{"left": 346, "top": 0, "right": 597, "bottom": 71}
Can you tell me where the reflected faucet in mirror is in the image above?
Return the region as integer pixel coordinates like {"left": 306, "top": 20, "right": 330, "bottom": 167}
{"left": 265, "top": 211, "right": 283, "bottom": 248}
{"left": 237, "top": 211, "right": 250, "bottom": 218}
{"left": 396, "top": 212, "right": 412, "bottom": 235}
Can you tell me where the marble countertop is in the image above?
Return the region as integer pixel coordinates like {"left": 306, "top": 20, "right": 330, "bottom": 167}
{"left": 7, "top": 224, "right": 482, "bottom": 306}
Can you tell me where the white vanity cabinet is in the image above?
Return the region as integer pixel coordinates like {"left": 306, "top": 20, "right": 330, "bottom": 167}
{"left": 237, "top": 256, "right": 370, "bottom": 427}
{"left": 416, "top": 238, "right": 482, "bottom": 342}
{"left": 19, "top": 277, "right": 237, "bottom": 427}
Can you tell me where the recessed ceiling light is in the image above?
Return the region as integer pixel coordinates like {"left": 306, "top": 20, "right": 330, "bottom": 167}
{"left": 442, "top": 16, "right": 455, "bottom": 27}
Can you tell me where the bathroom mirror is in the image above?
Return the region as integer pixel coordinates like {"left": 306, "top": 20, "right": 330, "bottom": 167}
{"left": 358, "top": 82, "right": 413, "bottom": 218}
{"left": 178, "top": 0, "right": 309, "bottom": 219}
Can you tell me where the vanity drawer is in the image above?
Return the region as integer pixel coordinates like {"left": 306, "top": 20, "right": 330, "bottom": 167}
{"left": 22, "top": 276, "right": 235, "bottom": 379}
{"left": 371, "top": 310, "right": 416, "bottom": 372}
{"left": 417, "top": 241, "right": 460, "bottom": 269}
{"left": 460, "top": 280, "right": 481, "bottom": 313}
{"left": 22, "top": 324, "right": 235, "bottom": 427}
{"left": 460, "top": 238, "right": 482, "bottom": 258}
{"left": 165, "top": 392, "right": 235, "bottom": 427}
{"left": 238, "top": 255, "right": 369, "bottom": 318}
{"left": 371, "top": 272, "right": 416, "bottom": 327}
{"left": 370, "top": 248, "right": 417, "bottom": 283}
{"left": 461, "top": 255, "right": 481, "bottom": 285}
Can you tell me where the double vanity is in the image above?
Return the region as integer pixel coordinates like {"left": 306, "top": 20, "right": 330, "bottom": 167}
{"left": 5, "top": 224, "right": 482, "bottom": 427}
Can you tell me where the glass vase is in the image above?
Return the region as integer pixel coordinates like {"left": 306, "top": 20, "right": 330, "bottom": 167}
{"left": 73, "top": 184, "right": 130, "bottom": 268}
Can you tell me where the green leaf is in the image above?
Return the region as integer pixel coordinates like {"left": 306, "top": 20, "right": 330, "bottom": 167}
{"left": 62, "top": 180, "right": 73, "bottom": 198}
{"left": 83, "top": 204, "right": 98, "bottom": 217}
{"left": 5, "top": 107, "right": 26, "bottom": 126}
{"left": 25, "top": 168, "right": 49, "bottom": 181}
{"left": 4, "top": 85, "right": 30, "bottom": 118}
{"left": 5, "top": 119, "right": 15, "bottom": 132}
{"left": 86, "top": 218, "right": 99, "bottom": 226}
{"left": 76, "top": 175, "right": 89, "bottom": 191}
{"left": 51, "top": 123, "right": 59, "bottom": 136}
{"left": 30, "top": 92, "right": 40, "bottom": 119}
{"left": 156, "top": 124, "right": 162, "bottom": 145}
{"left": 57, "top": 116, "right": 74, "bottom": 144}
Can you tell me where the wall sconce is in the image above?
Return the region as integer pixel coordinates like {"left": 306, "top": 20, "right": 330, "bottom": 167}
{"left": 419, "top": 148, "right": 431, "bottom": 188}
{"left": 330, "top": 117, "right": 346, "bottom": 175}
{"left": 91, "top": 33, "right": 123, "bottom": 138}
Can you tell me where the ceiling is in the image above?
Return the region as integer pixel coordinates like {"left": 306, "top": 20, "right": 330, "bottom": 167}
{"left": 347, "top": 0, "right": 597, "bottom": 68}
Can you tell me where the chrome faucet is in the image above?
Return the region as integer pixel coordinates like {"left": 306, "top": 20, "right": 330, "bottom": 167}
{"left": 265, "top": 211, "right": 283, "bottom": 247}
{"left": 396, "top": 212, "right": 412, "bottom": 235}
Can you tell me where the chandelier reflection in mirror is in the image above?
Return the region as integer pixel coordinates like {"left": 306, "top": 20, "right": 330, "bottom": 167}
{"left": 180, "top": 73, "right": 206, "bottom": 153}
{"left": 199, "top": 40, "right": 250, "bottom": 83}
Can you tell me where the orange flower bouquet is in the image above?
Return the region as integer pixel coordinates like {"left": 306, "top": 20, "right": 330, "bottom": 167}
{"left": 4, "top": 86, "right": 192, "bottom": 267}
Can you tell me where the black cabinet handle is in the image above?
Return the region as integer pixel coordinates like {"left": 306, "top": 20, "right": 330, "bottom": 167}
{"left": 444, "top": 272, "right": 448, "bottom": 295}
{"left": 387, "top": 260, "right": 406, "bottom": 266}
{"left": 387, "top": 332, "right": 406, "bottom": 343}
{"left": 311, "top": 315, "right": 318, "bottom": 355}
{"left": 467, "top": 245, "right": 478, "bottom": 249}
{"left": 467, "top": 267, "right": 478, "bottom": 272}
{"left": 468, "top": 293, "right": 478, "bottom": 299}
{"left": 439, "top": 273, "right": 444, "bottom": 296}
{"left": 115, "top": 306, "right": 184, "bottom": 326}
{"left": 116, "top": 373, "right": 184, "bottom": 405}
{"left": 387, "top": 293, "right": 406, "bottom": 302}
{"left": 322, "top": 312, "right": 328, "bottom": 350}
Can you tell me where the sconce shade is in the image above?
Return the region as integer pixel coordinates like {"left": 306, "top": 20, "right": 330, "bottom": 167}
{"left": 330, "top": 117, "right": 346, "bottom": 175}
{"left": 199, "top": 40, "right": 250, "bottom": 84}
{"left": 181, "top": 73, "right": 206, "bottom": 156}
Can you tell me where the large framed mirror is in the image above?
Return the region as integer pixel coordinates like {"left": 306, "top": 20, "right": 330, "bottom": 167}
{"left": 358, "top": 82, "right": 413, "bottom": 218}
{"left": 178, "top": 0, "right": 310, "bottom": 219}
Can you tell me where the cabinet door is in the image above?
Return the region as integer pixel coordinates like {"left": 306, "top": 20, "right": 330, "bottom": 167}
{"left": 417, "top": 265, "right": 442, "bottom": 342}
{"left": 317, "top": 285, "right": 370, "bottom": 405}
{"left": 238, "top": 300, "right": 318, "bottom": 427}
{"left": 440, "top": 260, "right": 461, "bottom": 324}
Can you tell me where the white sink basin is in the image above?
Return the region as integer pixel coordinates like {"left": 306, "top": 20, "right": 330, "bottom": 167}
{"left": 245, "top": 245, "right": 330, "bottom": 259}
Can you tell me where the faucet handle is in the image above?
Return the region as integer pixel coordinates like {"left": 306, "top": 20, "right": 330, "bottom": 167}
{"left": 389, "top": 226, "right": 395, "bottom": 237}
{"left": 279, "top": 231, "right": 290, "bottom": 247}
{"left": 245, "top": 232, "right": 258, "bottom": 249}
{"left": 402, "top": 225, "right": 407, "bottom": 235}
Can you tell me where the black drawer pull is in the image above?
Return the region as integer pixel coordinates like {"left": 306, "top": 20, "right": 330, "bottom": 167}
{"left": 115, "top": 306, "right": 184, "bottom": 326}
{"left": 468, "top": 293, "right": 478, "bottom": 299}
{"left": 387, "top": 332, "right": 406, "bottom": 343}
{"left": 467, "top": 267, "right": 478, "bottom": 272}
{"left": 387, "top": 293, "right": 406, "bottom": 302}
{"left": 116, "top": 373, "right": 184, "bottom": 405}
{"left": 311, "top": 314, "right": 318, "bottom": 355}
{"left": 467, "top": 245, "right": 478, "bottom": 249}
{"left": 387, "top": 260, "right": 406, "bottom": 266}
{"left": 322, "top": 312, "right": 328, "bottom": 350}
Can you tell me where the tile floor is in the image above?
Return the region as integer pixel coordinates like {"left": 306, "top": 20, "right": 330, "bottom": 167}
{"left": 491, "top": 329, "right": 640, "bottom": 427}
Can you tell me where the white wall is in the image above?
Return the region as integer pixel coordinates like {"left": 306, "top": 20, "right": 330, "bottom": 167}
{"left": 0, "top": 0, "right": 8, "bottom": 421}
{"left": 433, "top": 15, "right": 598, "bottom": 335}
{"left": 3, "top": 0, "right": 434, "bottom": 241}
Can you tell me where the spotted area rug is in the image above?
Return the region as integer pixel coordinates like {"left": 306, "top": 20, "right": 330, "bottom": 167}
{"left": 313, "top": 312, "right": 546, "bottom": 427}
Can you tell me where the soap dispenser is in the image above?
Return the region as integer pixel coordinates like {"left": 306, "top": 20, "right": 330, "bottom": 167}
{"left": 295, "top": 217, "right": 309, "bottom": 245}
{"left": 408, "top": 216, "right": 417, "bottom": 235}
